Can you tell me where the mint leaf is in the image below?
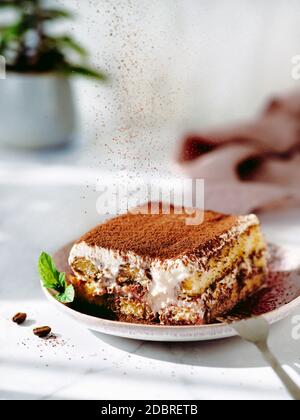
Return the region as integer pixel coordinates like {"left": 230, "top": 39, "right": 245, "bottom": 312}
{"left": 56, "top": 284, "right": 75, "bottom": 304}
{"left": 38, "top": 252, "right": 60, "bottom": 290}
{"left": 38, "top": 252, "right": 75, "bottom": 303}
{"left": 58, "top": 272, "right": 67, "bottom": 289}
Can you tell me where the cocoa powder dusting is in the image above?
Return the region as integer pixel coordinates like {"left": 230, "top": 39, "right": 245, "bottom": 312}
{"left": 77, "top": 203, "right": 241, "bottom": 260}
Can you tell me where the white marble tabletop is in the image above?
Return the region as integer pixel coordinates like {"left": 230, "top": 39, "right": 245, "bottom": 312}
{"left": 1, "top": 147, "right": 300, "bottom": 401}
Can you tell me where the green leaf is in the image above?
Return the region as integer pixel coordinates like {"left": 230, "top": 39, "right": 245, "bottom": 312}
{"left": 0, "top": 23, "right": 27, "bottom": 40}
{"left": 39, "top": 8, "right": 73, "bottom": 20}
{"left": 55, "top": 36, "right": 87, "bottom": 57}
{"left": 56, "top": 284, "right": 75, "bottom": 304}
{"left": 0, "top": 0, "right": 32, "bottom": 4}
{"left": 0, "top": 1, "right": 20, "bottom": 8}
{"left": 61, "top": 64, "right": 108, "bottom": 81}
{"left": 38, "top": 252, "right": 60, "bottom": 290}
{"left": 38, "top": 252, "right": 75, "bottom": 304}
{"left": 58, "top": 272, "right": 67, "bottom": 289}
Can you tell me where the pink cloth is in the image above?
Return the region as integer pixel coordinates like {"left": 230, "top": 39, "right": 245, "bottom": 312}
{"left": 176, "top": 91, "right": 300, "bottom": 214}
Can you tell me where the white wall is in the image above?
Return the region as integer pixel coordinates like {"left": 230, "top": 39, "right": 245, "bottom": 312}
{"left": 53, "top": 0, "right": 300, "bottom": 164}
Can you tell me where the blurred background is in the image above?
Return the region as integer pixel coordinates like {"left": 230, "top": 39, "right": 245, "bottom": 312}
{"left": 0, "top": 0, "right": 300, "bottom": 251}
{"left": 2, "top": 1, "right": 300, "bottom": 402}
{"left": 1, "top": 0, "right": 300, "bottom": 175}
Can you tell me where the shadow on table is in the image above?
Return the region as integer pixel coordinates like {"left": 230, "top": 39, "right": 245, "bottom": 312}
{"left": 92, "top": 308, "right": 300, "bottom": 371}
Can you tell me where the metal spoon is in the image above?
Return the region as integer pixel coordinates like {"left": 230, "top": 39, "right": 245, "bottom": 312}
{"left": 233, "top": 317, "right": 300, "bottom": 400}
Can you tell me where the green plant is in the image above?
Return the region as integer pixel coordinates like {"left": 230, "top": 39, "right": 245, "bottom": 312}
{"left": 0, "top": 0, "right": 106, "bottom": 80}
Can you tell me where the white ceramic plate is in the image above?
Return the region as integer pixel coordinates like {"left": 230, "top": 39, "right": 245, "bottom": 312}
{"left": 41, "top": 243, "right": 300, "bottom": 342}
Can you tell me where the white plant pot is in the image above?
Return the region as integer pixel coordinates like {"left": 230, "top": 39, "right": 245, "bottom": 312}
{"left": 0, "top": 72, "right": 76, "bottom": 149}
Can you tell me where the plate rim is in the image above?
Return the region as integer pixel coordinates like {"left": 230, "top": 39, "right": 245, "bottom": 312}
{"left": 41, "top": 287, "right": 300, "bottom": 342}
{"left": 41, "top": 282, "right": 300, "bottom": 329}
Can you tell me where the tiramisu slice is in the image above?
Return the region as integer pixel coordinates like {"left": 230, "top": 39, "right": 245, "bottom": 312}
{"left": 68, "top": 204, "right": 267, "bottom": 325}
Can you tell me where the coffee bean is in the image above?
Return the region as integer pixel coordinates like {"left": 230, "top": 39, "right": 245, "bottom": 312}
{"left": 12, "top": 313, "right": 27, "bottom": 325}
{"left": 33, "top": 326, "right": 51, "bottom": 338}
